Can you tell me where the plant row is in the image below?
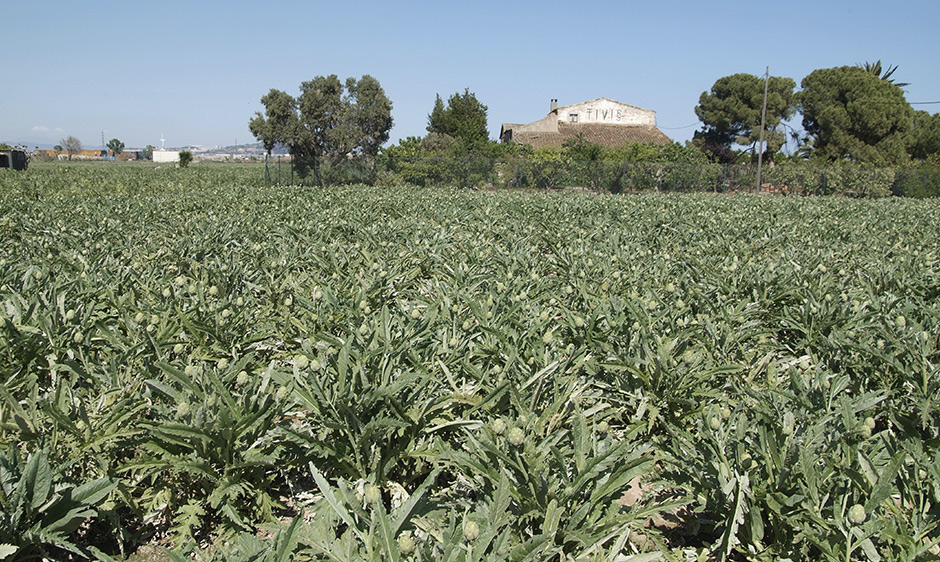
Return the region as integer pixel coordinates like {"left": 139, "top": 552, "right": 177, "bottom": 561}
{"left": 1, "top": 170, "right": 939, "bottom": 560}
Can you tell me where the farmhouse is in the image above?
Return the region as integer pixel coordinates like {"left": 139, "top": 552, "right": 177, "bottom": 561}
{"left": 500, "top": 98, "right": 670, "bottom": 149}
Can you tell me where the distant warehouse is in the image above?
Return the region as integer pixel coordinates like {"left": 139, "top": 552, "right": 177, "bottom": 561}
{"left": 500, "top": 97, "right": 670, "bottom": 149}
{"left": 153, "top": 150, "right": 180, "bottom": 163}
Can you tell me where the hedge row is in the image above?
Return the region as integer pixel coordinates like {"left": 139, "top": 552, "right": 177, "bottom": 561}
{"left": 370, "top": 157, "right": 940, "bottom": 197}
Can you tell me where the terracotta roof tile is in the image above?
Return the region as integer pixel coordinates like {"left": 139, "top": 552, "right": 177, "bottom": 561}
{"left": 508, "top": 123, "right": 671, "bottom": 150}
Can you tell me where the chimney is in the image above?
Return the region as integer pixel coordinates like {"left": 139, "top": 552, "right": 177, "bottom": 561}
{"left": 550, "top": 99, "right": 558, "bottom": 113}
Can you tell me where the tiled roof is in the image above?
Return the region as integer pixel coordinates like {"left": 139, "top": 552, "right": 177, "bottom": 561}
{"left": 508, "top": 123, "right": 671, "bottom": 150}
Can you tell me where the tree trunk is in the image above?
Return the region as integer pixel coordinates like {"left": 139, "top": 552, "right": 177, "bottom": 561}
{"left": 313, "top": 158, "right": 323, "bottom": 187}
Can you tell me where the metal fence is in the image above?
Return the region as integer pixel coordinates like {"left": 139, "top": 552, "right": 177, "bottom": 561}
{"left": 265, "top": 154, "right": 940, "bottom": 197}
{"left": 264, "top": 155, "right": 294, "bottom": 186}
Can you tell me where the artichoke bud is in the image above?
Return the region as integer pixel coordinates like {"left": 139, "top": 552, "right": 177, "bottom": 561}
{"left": 463, "top": 520, "right": 480, "bottom": 542}
{"left": 847, "top": 504, "right": 866, "bottom": 526}
{"left": 508, "top": 426, "right": 525, "bottom": 447}
{"left": 364, "top": 484, "right": 381, "bottom": 504}
{"left": 398, "top": 533, "right": 416, "bottom": 555}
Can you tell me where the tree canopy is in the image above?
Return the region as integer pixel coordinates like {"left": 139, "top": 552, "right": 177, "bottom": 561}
{"left": 61, "top": 136, "right": 82, "bottom": 161}
{"left": 244, "top": 64, "right": 935, "bottom": 183}
{"left": 249, "top": 74, "right": 393, "bottom": 185}
{"left": 908, "top": 110, "right": 940, "bottom": 161}
{"left": 106, "top": 138, "right": 124, "bottom": 158}
{"left": 693, "top": 73, "right": 796, "bottom": 163}
{"left": 249, "top": 89, "right": 298, "bottom": 155}
{"left": 688, "top": 64, "right": 937, "bottom": 165}
{"left": 799, "top": 65, "right": 913, "bottom": 165}
{"left": 426, "top": 89, "right": 490, "bottom": 151}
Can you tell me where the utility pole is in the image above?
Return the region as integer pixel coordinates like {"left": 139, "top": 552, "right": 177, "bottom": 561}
{"left": 756, "top": 66, "right": 769, "bottom": 193}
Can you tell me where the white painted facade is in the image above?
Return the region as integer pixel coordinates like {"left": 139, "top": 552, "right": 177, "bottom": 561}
{"left": 558, "top": 98, "right": 654, "bottom": 126}
{"left": 502, "top": 98, "right": 657, "bottom": 137}
{"left": 153, "top": 150, "right": 180, "bottom": 163}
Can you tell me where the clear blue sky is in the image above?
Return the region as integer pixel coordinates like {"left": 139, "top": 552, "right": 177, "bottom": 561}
{"left": 3, "top": 0, "right": 938, "bottom": 150}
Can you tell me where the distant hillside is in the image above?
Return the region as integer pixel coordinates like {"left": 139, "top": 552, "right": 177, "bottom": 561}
{"left": 1, "top": 141, "right": 290, "bottom": 155}
{"left": 187, "top": 142, "right": 289, "bottom": 157}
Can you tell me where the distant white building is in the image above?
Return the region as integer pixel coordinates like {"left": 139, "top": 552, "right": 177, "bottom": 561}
{"left": 153, "top": 150, "right": 180, "bottom": 163}
{"left": 500, "top": 97, "right": 670, "bottom": 149}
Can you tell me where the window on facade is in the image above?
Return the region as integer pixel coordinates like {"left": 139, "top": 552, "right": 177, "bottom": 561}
{"left": 568, "top": 113, "right": 579, "bottom": 124}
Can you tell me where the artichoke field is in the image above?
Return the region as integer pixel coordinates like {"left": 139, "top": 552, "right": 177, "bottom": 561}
{"left": 1, "top": 165, "right": 938, "bottom": 561}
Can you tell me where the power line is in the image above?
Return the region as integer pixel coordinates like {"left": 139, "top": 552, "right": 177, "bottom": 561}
{"left": 658, "top": 122, "right": 699, "bottom": 130}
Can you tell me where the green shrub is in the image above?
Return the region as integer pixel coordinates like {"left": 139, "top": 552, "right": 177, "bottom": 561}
{"left": 893, "top": 166, "right": 940, "bottom": 198}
